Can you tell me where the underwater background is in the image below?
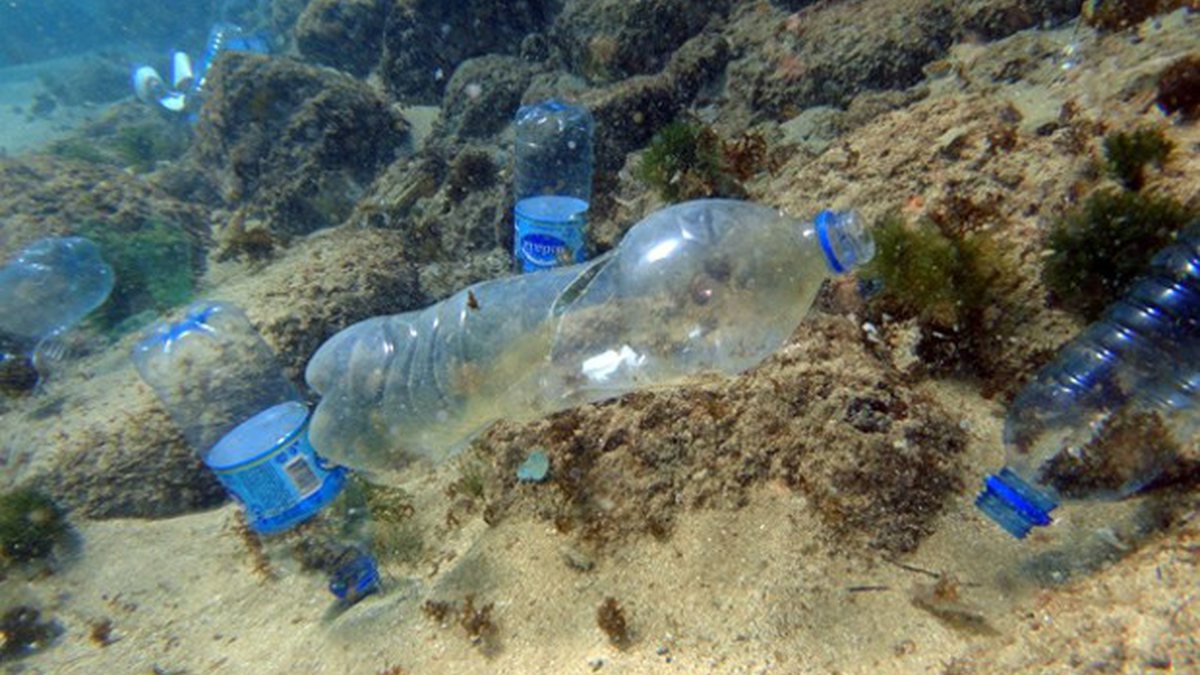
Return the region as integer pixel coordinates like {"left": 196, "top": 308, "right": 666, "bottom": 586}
{"left": 0, "top": 1, "right": 1198, "bottom": 673}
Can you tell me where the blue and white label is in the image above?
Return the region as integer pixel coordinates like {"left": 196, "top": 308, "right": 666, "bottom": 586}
{"left": 206, "top": 401, "right": 345, "bottom": 534}
{"left": 514, "top": 195, "right": 588, "bottom": 273}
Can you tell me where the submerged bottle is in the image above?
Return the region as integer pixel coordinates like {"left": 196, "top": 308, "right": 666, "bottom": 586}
{"left": 306, "top": 199, "right": 874, "bottom": 479}
{"left": 977, "top": 221, "right": 1200, "bottom": 538}
{"left": 133, "top": 302, "right": 379, "bottom": 601}
{"left": 191, "top": 22, "right": 270, "bottom": 98}
{"left": 0, "top": 237, "right": 114, "bottom": 380}
{"left": 513, "top": 99, "right": 595, "bottom": 273}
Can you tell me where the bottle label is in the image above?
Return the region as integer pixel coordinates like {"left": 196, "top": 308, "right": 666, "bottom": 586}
{"left": 514, "top": 196, "right": 588, "bottom": 273}
{"left": 209, "top": 418, "right": 345, "bottom": 534}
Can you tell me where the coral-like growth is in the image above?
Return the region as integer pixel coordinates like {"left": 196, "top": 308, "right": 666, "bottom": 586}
{"left": 1082, "top": 0, "right": 1190, "bottom": 32}
{"left": 0, "top": 488, "right": 67, "bottom": 564}
{"left": 1042, "top": 189, "right": 1195, "bottom": 320}
{"left": 1103, "top": 127, "right": 1173, "bottom": 191}
{"left": 1156, "top": 53, "right": 1200, "bottom": 119}
{"left": 637, "top": 121, "right": 767, "bottom": 203}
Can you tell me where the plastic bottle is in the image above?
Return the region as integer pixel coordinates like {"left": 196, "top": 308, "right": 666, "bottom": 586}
{"left": 976, "top": 222, "right": 1200, "bottom": 538}
{"left": 512, "top": 99, "right": 595, "bottom": 273}
{"left": 132, "top": 301, "right": 379, "bottom": 602}
{"left": 191, "top": 22, "right": 270, "bottom": 98}
{"left": 305, "top": 199, "right": 874, "bottom": 479}
{"left": 0, "top": 237, "right": 114, "bottom": 379}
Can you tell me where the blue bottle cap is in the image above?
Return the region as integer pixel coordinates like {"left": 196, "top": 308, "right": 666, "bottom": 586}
{"left": 814, "top": 210, "right": 874, "bottom": 274}
{"left": 329, "top": 549, "right": 381, "bottom": 604}
{"left": 975, "top": 467, "right": 1059, "bottom": 538}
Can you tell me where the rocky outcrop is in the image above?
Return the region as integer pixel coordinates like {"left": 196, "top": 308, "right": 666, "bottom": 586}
{"left": 378, "top": 0, "right": 560, "bottom": 103}
{"left": 191, "top": 53, "right": 409, "bottom": 237}
{"left": 549, "top": 0, "right": 732, "bottom": 83}
{"left": 294, "top": 0, "right": 387, "bottom": 76}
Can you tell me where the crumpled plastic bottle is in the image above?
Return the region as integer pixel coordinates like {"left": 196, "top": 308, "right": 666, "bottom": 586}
{"left": 305, "top": 199, "right": 875, "bottom": 480}
{"left": 977, "top": 220, "right": 1200, "bottom": 538}
{"left": 0, "top": 236, "right": 114, "bottom": 380}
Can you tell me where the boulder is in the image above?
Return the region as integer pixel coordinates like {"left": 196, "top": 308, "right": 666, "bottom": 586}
{"left": 295, "top": 0, "right": 387, "bottom": 76}
{"left": 191, "top": 53, "right": 409, "bottom": 237}
{"left": 378, "top": 0, "right": 560, "bottom": 103}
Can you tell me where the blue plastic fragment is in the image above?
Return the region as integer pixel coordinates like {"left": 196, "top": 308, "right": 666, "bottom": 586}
{"left": 328, "top": 548, "right": 380, "bottom": 604}
{"left": 516, "top": 450, "right": 551, "bottom": 483}
{"left": 975, "top": 467, "right": 1059, "bottom": 539}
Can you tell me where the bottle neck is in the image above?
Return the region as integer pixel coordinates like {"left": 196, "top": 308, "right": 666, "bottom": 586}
{"left": 813, "top": 210, "right": 874, "bottom": 274}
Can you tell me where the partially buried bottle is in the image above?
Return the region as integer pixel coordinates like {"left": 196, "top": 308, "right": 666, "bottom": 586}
{"left": 512, "top": 98, "right": 594, "bottom": 273}
{"left": 977, "top": 220, "right": 1200, "bottom": 538}
{"left": 305, "top": 199, "right": 875, "bottom": 480}
{"left": 132, "top": 301, "right": 379, "bottom": 603}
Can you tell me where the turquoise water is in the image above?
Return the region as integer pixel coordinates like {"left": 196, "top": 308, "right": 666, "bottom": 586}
{"left": 0, "top": 2, "right": 1197, "bottom": 673}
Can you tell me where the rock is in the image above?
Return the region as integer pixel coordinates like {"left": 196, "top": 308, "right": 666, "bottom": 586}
{"left": 727, "top": 0, "right": 956, "bottom": 119}
{"left": 550, "top": 0, "right": 732, "bottom": 83}
{"left": 0, "top": 157, "right": 208, "bottom": 333}
{"left": 780, "top": 105, "right": 845, "bottom": 155}
{"left": 728, "top": 0, "right": 1082, "bottom": 122}
{"left": 952, "top": 0, "right": 1078, "bottom": 40}
{"left": 38, "top": 54, "right": 131, "bottom": 106}
{"left": 378, "top": 0, "right": 559, "bottom": 103}
{"left": 480, "top": 315, "right": 968, "bottom": 554}
{"left": 434, "top": 55, "right": 536, "bottom": 142}
{"left": 0, "top": 156, "right": 207, "bottom": 261}
{"left": 582, "top": 30, "right": 732, "bottom": 179}
{"left": 191, "top": 53, "right": 409, "bottom": 237}
{"left": 295, "top": 0, "right": 387, "bottom": 76}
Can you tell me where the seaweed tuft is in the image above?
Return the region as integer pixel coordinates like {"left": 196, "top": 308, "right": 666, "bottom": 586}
{"left": 861, "top": 212, "right": 1018, "bottom": 374}
{"left": 0, "top": 605, "right": 62, "bottom": 661}
{"left": 1102, "top": 127, "right": 1173, "bottom": 192}
{"left": 1042, "top": 189, "right": 1195, "bottom": 320}
{"left": 0, "top": 488, "right": 67, "bottom": 564}
{"left": 637, "top": 122, "right": 767, "bottom": 203}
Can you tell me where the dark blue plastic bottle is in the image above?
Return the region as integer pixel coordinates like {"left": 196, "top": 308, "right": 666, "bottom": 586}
{"left": 977, "top": 221, "right": 1200, "bottom": 537}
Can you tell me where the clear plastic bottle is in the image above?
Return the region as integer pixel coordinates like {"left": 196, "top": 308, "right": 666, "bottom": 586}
{"left": 512, "top": 99, "right": 595, "bottom": 273}
{"left": 0, "top": 237, "right": 114, "bottom": 379}
{"left": 976, "top": 222, "right": 1200, "bottom": 538}
{"left": 132, "top": 301, "right": 379, "bottom": 601}
{"left": 306, "top": 199, "right": 874, "bottom": 479}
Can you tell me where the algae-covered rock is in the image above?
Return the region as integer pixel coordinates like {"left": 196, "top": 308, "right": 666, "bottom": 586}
{"left": 550, "top": 0, "right": 732, "bottom": 83}
{"left": 480, "top": 315, "right": 968, "bottom": 554}
{"left": 294, "top": 0, "right": 386, "bottom": 76}
{"left": 378, "top": 0, "right": 558, "bottom": 103}
{"left": 0, "top": 156, "right": 208, "bottom": 333}
{"left": 192, "top": 53, "right": 409, "bottom": 237}
{"left": 435, "top": 55, "right": 536, "bottom": 142}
